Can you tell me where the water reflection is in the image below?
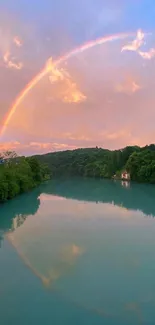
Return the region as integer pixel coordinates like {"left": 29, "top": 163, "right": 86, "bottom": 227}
{"left": 1, "top": 178, "right": 155, "bottom": 323}
{"left": 1, "top": 177, "right": 155, "bottom": 234}
{"left": 0, "top": 187, "right": 41, "bottom": 232}
{"left": 7, "top": 228, "right": 84, "bottom": 288}
{"left": 41, "top": 178, "right": 155, "bottom": 218}
{"left": 121, "top": 180, "right": 130, "bottom": 189}
{"left": 0, "top": 231, "right": 3, "bottom": 248}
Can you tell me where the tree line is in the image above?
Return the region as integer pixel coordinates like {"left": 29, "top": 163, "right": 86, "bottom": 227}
{"left": 35, "top": 144, "right": 155, "bottom": 184}
{"left": 0, "top": 151, "right": 50, "bottom": 203}
{"left": 1, "top": 143, "right": 155, "bottom": 204}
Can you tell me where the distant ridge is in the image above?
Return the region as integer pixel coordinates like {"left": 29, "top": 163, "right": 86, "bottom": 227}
{"left": 34, "top": 144, "right": 155, "bottom": 184}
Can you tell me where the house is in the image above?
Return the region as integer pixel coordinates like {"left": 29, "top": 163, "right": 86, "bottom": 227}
{"left": 121, "top": 170, "right": 130, "bottom": 181}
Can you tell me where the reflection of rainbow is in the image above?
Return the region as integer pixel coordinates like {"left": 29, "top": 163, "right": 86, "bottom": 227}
{"left": 0, "top": 32, "right": 133, "bottom": 137}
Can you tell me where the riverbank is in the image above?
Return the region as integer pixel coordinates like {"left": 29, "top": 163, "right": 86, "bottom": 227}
{"left": 1, "top": 143, "right": 155, "bottom": 204}
{"left": 35, "top": 144, "right": 155, "bottom": 184}
{"left": 0, "top": 156, "right": 50, "bottom": 203}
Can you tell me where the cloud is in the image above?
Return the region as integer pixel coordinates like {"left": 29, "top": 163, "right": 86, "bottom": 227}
{"left": 139, "top": 48, "right": 155, "bottom": 60}
{"left": 99, "top": 129, "right": 146, "bottom": 148}
{"left": 0, "top": 141, "right": 77, "bottom": 155}
{"left": 0, "top": 125, "right": 147, "bottom": 156}
{"left": 0, "top": 17, "right": 23, "bottom": 70}
{"left": 29, "top": 142, "right": 77, "bottom": 152}
{"left": 115, "top": 77, "right": 141, "bottom": 94}
{"left": 48, "top": 58, "right": 86, "bottom": 103}
{"left": 3, "top": 50, "right": 23, "bottom": 70}
{"left": 62, "top": 132, "right": 91, "bottom": 141}
{"left": 4, "top": 52, "right": 23, "bottom": 70}
{"left": 1, "top": 26, "right": 155, "bottom": 152}
{"left": 0, "top": 141, "right": 20, "bottom": 152}
{"left": 121, "top": 29, "right": 155, "bottom": 61}
{"left": 121, "top": 29, "right": 145, "bottom": 53}
{"left": 101, "top": 129, "right": 132, "bottom": 140}
{"left": 13, "top": 36, "right": 22, "bottom": 47}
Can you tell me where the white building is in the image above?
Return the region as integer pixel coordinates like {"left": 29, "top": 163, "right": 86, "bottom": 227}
{"left": 121, "top": 170, "right": 130, "bottom": 180}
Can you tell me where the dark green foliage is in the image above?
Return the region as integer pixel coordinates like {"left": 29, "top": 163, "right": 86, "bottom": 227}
{"left": 126, "top": 150, "right": 155, "bottom": 183}
{"left": 0, "top": 154, "right": 50, "bottom": 203}
{"left": 35, "top": 145, "right": 155, "bottom": 184}
{"left": 35, "top": 148, "right": 111, "bottom": 178}
{"left": 0, "top": 177, "right": 8, "bottom": 202}
{"left": 26, "top": 157, "right": 42, "bottom": 184}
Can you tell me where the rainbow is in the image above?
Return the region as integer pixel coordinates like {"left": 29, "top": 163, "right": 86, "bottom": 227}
{"left": 0, "top": 31, "right": 133, "bottom": 137}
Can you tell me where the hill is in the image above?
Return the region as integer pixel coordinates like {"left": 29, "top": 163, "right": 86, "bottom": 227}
{"left": 34, "top": 144, "right": 155, "bottom": 183}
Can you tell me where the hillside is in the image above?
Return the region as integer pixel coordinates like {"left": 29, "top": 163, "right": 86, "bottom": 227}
{"left": 34, "top": 144, "right": 155, "bottom": 183}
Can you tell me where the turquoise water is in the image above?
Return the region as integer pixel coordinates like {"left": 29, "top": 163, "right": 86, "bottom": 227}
{"left": 1, "top": 178, "right": 155, "bottom": 324}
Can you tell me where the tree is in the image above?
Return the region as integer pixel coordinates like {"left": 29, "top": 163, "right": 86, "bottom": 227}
{"left": 0, "top": 152, "right": 50, "bottom": 203}
{"left": 35, "top": 145, "right": 155, "bottom": 184}
{"left": 26, "top": 157, "right": 42, "bottom": 184}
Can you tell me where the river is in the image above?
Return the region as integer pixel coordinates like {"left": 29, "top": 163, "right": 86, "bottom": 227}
{"left": 0, "top": 178, "right": 155, "bottom": 324}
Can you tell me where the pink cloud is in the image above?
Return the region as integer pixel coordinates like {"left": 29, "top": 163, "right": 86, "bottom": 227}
{"left": 121, "top": 29, "right": 145, "bottom": 53}
{"left": 115, "top": 77, "right": 141, "bottom": 94}
{"left": 13, "top": 36, "right": 23, "bottom": 48}
{"left": 48, "top": 58, "right": 86, "bottom": 103}
{"left": 62, "top": 132, "right": 91, "bottom": 141}
{"left": 0, "top": 22, "right": 23, "bottom": 70}
{"left": 1, "top": 27, "right": 155, "bottom": 152}
{"left": 139, "top": 48, "right": 155, "bottom": 60}
{"left": 0, "top": 141, "right": 78, "bottom": 156}
{"left": 0, "top": 141, "right": 20, "bottom": 152}
{"left": 121, "top": 29, "right": 155, "bottom": 62}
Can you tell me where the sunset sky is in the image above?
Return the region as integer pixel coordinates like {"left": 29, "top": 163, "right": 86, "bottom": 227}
{"left": 0, "top": 0, "right": 155, "bottom": 155}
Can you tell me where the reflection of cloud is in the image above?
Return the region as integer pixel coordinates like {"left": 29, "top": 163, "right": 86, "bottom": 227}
{"left": 39, "top": 194, "right": 66, "bottom": 201}
{"left": 7, "top": 231, "right": 84, "bottom": 288}
{"left": 41, "top": 244, "right": 84, "bottom": 287}
{"left": 61, "top": 244, "right": 84, "bottom": 264}
{"left": 41, "top": 244, "right": 84, "bottom": 286}
{"left": 125, "top": 302, "right": 143, "bottom": 323}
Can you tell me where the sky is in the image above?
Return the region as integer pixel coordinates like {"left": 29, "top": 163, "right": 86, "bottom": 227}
{"left": 0, "top": 0, "right": 155, "bottom": 155}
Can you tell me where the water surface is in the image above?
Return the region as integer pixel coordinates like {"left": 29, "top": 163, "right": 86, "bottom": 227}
{"left": 1, "top": 178, "right": 155, "bottom": 324}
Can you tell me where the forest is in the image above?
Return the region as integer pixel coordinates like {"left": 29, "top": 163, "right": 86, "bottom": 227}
{"left": 35, "top": 144, "right": 155, "bottom": 184}
{"left": 1, "top": 144, "right": 155, "bottom": 204}
{"left": 0, "top": 151, "right": 50, "bottom": 203}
